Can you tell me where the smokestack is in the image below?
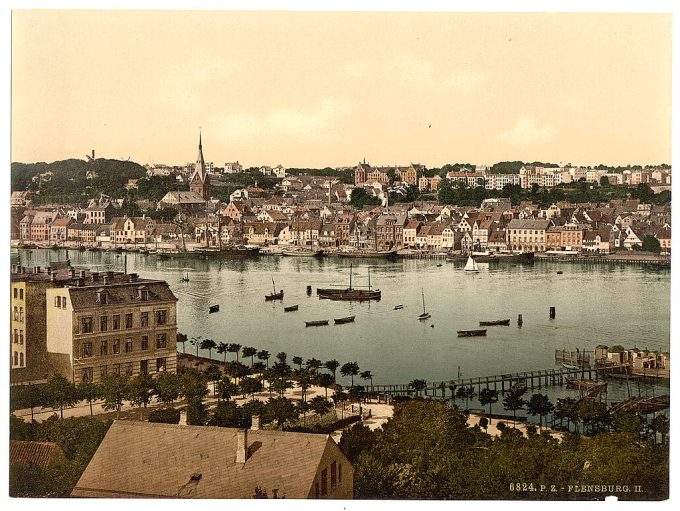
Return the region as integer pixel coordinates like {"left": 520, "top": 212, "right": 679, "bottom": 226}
{"left": 236, "top": 429, "right": 248, "bottom": 463}
{"left": 92, "top": 149, "right": 95, "bottom": 159}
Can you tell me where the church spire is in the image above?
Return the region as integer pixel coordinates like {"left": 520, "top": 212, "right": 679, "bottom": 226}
{"left": 196, "top": 131, "right": 205, "bottom": 176}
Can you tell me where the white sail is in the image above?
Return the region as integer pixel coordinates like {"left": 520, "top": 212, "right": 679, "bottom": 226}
{"left": 464, "top": 256, "right": 480, "bottom": 272}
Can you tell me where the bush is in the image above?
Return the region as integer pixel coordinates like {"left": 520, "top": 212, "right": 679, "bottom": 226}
{"left": 148, "top": 407, "right": 181, "bottom": 424}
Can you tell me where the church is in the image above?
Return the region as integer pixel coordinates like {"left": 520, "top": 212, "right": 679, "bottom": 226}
{"left": 189, "top": 132, "right": 211, "bottom": 200}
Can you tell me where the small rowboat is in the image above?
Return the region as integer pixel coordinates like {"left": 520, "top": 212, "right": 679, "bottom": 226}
{"left": 284, "top": 304, "right": 299, "bottom": 312}
{"left": 305, "top": 320, "right": 329, "bottom": 327}
{"left": 479, "top": 319, "right": 510, "bottom": 326}
{"left": 209, "top": 304, "right": 220, "bottom": 313}
{"left": 417, "top": 312, "right": 431, "bottom": 321}
{"left": 265, "top": 290, "right": 284, "bottom": 301}
{"left": 334, "top": 316, "right": 355, "bottom": 325}
{"left": 393, "top": 304, "right": 404, "bottom": 310}
{"left": 457, "top": 329, "right": 487, "bottom": 337}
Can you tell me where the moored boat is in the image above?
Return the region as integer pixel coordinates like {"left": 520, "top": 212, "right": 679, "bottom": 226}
{"left": 317, "top": 265, "right": 381, "bottom": 301}
{"left": 447, "top": 251, "right": 535, "bottom": 263}
{"left": 209, "top": 304, "right": 220, "bottom": 313}
{"left": 479, "top": 319, "right": 510, "bottom": 326}
{"left": 265, "top": 278, "right": 284, "bottom": 301}
{"left": 284, "top": 304, "right": 299, "bottom": 312}
{"left": 417, "top": 289, "right": 431, "bottom": 320}
{"left": 334, "top": 315, "right": 355, "bottom": 324}
{"left": 194, "top": 245, "right": 261, "bottom": 258}
{"left": 457, "top": 329, "right": 487, "bottom": 337}
{"left": 305, "top": 319, "right": 329, "bottom": 327}
{"left": 337, "top": 249, "right": 398, "bottom": 259}
{"left": 282, "top": 249, "right": 324, "bottom": 257}
{"left": 393, "top": 304, "right": 404, "bottom": 310}
{"left": 463, "top": 256, "right": 480, "bottom": 273}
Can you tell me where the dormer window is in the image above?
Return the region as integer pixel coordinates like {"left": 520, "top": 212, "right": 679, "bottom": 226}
{"left": 97, "top": 289, "right": 108, "bottom": 304}
{"left": 138, "top": 287, "right": 149, "bottom": 301}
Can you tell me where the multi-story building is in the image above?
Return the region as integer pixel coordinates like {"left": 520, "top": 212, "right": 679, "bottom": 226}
{"left": 484, "top": 173, "right": 522, "bottom": 190}
{"left": 506, "top": 219, "right": 551, "bottom": 252}
{"left": 374, "top": 214, "right": 405, "bottom": 250}
{"left": 45, "top": 270, "right": 178, "bottom": 384}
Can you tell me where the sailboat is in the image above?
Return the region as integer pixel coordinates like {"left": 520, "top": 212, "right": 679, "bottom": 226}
{"left": 180, "top": 272, "right": 190, "bottom": 282}
{"left": 417, "top": 289, "right": 431, "bottom": 321}
{"left": 265, "top": 277, "right": 284, "bottom": 301}
{"left": 464, "top": 255, "right": 480, "bottom": 273}
{"left": 316, "top": 264, "right": 381, "bottom": 301}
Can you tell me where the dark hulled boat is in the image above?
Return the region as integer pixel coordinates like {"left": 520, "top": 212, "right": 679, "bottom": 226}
{"left": 209, "top": 304, "right": 220, "bottom": 313}
{"left": 265, "top": 278, "right": 284, "bottom": 301}
{"left": 281, "top": 249, "right": 324, "bottom": 257}
{"left": 337, "top": 249, "right": 398, "bottom": 259}
{"left": 305, "top": 319, "right": 329, "bottom": 327}
{"left": 479, "top": 319, "right": 510, "bottom": 326}
{"left": 195, "top": 245, "right": 261, "bottom": 258}
{"left": 284, "top": 304, "right": 299, "bottom": 312}
{"left": 334, "top": 316, "right": 355, "bottom": 325}
{"left": 317, "top": 265, "right": 381, "bottom": 301}
{"left": 447, "top": 252, "right": 535, "bottom": 263}
{"left": 457, "top": 329, "right": 487, "bottom": 337}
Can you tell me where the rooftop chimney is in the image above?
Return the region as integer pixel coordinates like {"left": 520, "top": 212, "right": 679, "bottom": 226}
{"left": 251, "top": 415, "right": 260, "bottom": 430}
{"left": 79, "top": 270, "right": 85, "bottom": 278}
{"left": 103, "top": 276, "right": 109, "bottom": 286}
{"left": 236, "top": 429, "right": 248, "bottom": 464}
{"left": 128, "top": 273, "right": 138, "bottom": 282}
{"left": 69, "top": 268, "right": 76, "bottom": 278}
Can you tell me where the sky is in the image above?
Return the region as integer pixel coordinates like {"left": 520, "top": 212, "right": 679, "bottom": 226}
{"left": 11, "top": 10, "right": 672, "bottom": 168}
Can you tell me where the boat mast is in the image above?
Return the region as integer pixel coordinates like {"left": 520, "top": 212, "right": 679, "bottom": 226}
{"left": 272, "top": 277, "right": 276, "bottom": 294}
{"left": 368, "top": 267, "right": 371, "bottom": 290}
{"left": 349, "top": 264, "right": 353, "bottom": 290}
{"left": 421, "top": 288, "right": 426, "bottom": 314}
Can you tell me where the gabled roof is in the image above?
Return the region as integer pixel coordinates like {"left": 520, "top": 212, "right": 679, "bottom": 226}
{"left": 72, "top": 421, "right": 341, "bottom": 499}
{"left": 10, "top": 441, "right": 63, "bottom": 469}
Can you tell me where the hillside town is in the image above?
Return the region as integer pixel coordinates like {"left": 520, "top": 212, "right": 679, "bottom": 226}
{"left": 10, "top": 137, "right": 672, "bottom": 257}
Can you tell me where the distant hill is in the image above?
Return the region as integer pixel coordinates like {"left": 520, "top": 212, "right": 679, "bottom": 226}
{"left": 11, "top": 158, "right": 147, "bottom": 204}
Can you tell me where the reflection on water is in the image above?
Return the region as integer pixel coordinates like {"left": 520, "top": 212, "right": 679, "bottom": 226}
{"left": 12, "top": 249, "right": 670, "bottom": 394}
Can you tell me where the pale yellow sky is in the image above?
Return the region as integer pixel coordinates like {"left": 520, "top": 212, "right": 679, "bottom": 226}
{"left": 11, "top": 11, "right": 671, "bottom": 168}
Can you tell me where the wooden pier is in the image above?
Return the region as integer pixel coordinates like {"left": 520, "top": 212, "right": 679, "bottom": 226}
{"left": 367, "top": 363, "right": 632, "bottom": 399}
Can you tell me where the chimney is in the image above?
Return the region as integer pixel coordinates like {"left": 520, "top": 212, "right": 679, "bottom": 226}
{"left": 79, "top": 270, "right": 85, "bottom": 278}
{"left": 103, "top": 276, "right": 109, "bottom": 286}
{"left": 236, "top": 428, "right": 248, "bottom": 463}
{"left": 50, "top": 271, "right": 56, "bottom": 282}
{"left": 251, "top": 415, "right": 260, "bottom": 430}
{"left": 69, "top": 267, "right": 76, "bottom": 278}
{"left": 128, "top": 273, "right": 138, "bottom": 282}
{"left": 92, "top": 149, "right": 95, "bottom": 160}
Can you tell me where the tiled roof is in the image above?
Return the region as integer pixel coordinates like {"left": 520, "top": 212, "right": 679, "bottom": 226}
{"left": 10, "top": 441, "right": 63, "bottom": 468}
{"left": 72, "top": 421, "right": 337, "bottom": 499}
{"left": 67, "top": 280, "right": 177, "bottom": 310}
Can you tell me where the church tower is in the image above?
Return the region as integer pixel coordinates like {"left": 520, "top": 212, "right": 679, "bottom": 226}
{"left": 189, "top": 132, "right": 211, "bottom": 199}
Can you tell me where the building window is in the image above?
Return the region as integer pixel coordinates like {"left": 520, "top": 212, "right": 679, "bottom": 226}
{"left": 125, "top": 338, "right": 133, "bottom": 353}
{"left": 13, "top": 306, "right": 18, "bottom": 320}
{"left": 100, "top": 316, "right": 108, "bottom": 332}
{"left": 125, "top": 313, "right": 133, "bottom": 329}
{"left": 112, "top": 339, "right": 120, "bottom": 355}
{"left": 315, "top": 482, "right": 320, "bottom": 498}
{"left": 141, "top": 336, "right": 149, "bottom": 351}
{"left": 13, "top": 329, "right": 18, "bottom": 344}
{"left": 100, "top": 365, "right": 108, "bottom": 378}
{"left": 112, "top": 363, "right": 120, "bottom": 375}
{"left": 321, "top": 468, "right": 327, "bottom": 496}
{"left": 13, "top": 352, "right": 18, "bottom": 366}
{"left": 81, "top": 317, "right": 93, "bottom": 333}
{"left": 156, "top": 334, "right": 167, "bottom": 349}
{"left": 82, "top": 342, "right": 93, "bottom": 358}
{"left": 140, "top": 312, "right": 149, "bottom": 327}
{"left": 156, "top": 357, "right": 166, "bottom": 372}
{"left": 140, "top": 359, "right": 149, "bottom": 375}
{"left": 82, "top": 367, "right": 93, "bottom": 382}
{"left": 13, "top": 288, "right": 17, "bottom": 299}
{"left": 113, "top": 315, "right": 120, "bottom": 330}
{"left": 55, "top": 296, "right": 61, "bottom": 308}
{"left": 331, "top": 461, "right": 337, "bottom": 489}
{"left": 155, "top": 309, "right": 167, "bottom": 325}
{"left": 125, "top": 363, "right": 134, "bottom": 377}
{"left": 338, "top": 464, "right": 342, "bottom": 484}
{"left": 100, "top": 340, "right": 108, "bottom": 356}
{"left": 19, "top": 307, "right": 24, "bottom": 321}
{"left": 98, "top": 292, "right": 107, "bottom": 305}
{"left": 20, "top": 289, "right": 23, "bottom": 300}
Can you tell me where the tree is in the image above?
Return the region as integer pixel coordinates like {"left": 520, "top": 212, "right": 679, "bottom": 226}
{"left": 309, "top": 395, "right": 332, "bottom": 416}
{"left": 271, "top": 377, "right": 293, "bottom": 397}
{"left": 325, "top": 359, "right": 340, "bottom": 382}
{"left": 332, "top": 390, "right": 349, "bottom": 419}
{"left": 297, "top": 370, "right": 314, "bottom": 403}
{"left": 46, "top": 374, "right": 79, "bottom": 419}
{"left": 190, "top": 336, "right": 202, "bottom": 357}
{"left": 306, "top": 358, "right": 323, "bottom": 374}
{"left": 257, "top": 350, "right": 271, "bottom": 368}
{"left": 228, "top": 343, "right": 243, "bottom": 362}
{"left": 526, "top": 393, "right": 554, "bottom": 432}
{"left": 180, "top": 371, "right": 209, "bottom": 402}
{"left": 176, "top": 332, "right": 188, "bottom": 354}
{"left": 316, "top": 372, "right": 334, "bottom": 399}
{"left": 650, "top": 414, "right": 670, "bottom": 445}
{"left": 455, "top": 386, "right": 477, "bottom": 410}
{"left": 217, "top": 342, "right": 229, "bottom": 362}
{"left": 409, "top": 379, "right": 427, "bottom": 397}
{"left": 502, "top": 390, "right": 526, "bottom": 426}
{"left": 216, "top": 375, "right": 240, "bottom": 402}
{"left": 479, "top": 388, "right": 499, "bottom": 419}
{"left": 239, "top": 377, "right": 264, "bottom": 400}
{"left": 148, "top": 407, "right": 181, "bottom": 424}
{"left": 242, "top": 346, "right": 258, "bottom": 367}
{"left": 208, "top": 400, "right": 242, "bottom": 428}
{"left": 275, "top": 351, "right": 287, "bottom": 365}
{"left": 479, "top": 416, "right": 489, "bottom": 432}
{"left": 204, "top": 364, "right": 223, "bottom": 396}
{"left": 340, "top": 362, "right": 360, "bottom": 386}
{"left": 153, "top": 372, "right": 181, "bottom": 406}
{"left": 360, "top": 370, "right": 374, "bottom": 389}
{"left": 264, "top": 397, "right": 297, "bottom": 430}
{"left": 99, "top": 374, "right": 129, "bottom": 419}
{"left": 127, "top": 373, "right": 154, "bottom": 409}
{"left": 292, "top": 356, "right": 303, "bottom": 370}
{"left": 577, "top": 399, "right": 610, "bottom": 435}
{"left": 613, "top": 411, "right": 645, "bottom": 439}
{"left": 350, "top": 187, "right": 381, "bottom": 208}
{"left": 554, "top": 397, "right": 579, "bottom": 433}
{"left": 200, "top": 338, "right": 217, "bottom": 360}
{"left": 339, "top": 423, "right": 377, "bottom": 464}
{"left": 76, "top": 380, "right": 101, "bottom": 416}
{"left": 641, "top": 234, "right": 661, "bottom": 254}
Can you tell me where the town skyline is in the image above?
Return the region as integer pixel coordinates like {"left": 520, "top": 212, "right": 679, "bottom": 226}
{"left": 12, "top": 11, "right": 671, "bottom": 167}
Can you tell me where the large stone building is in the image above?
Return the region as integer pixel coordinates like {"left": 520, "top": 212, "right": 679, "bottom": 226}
{"left": 506, "top": 218, "right": 551, "bottom": 252}
{"left": 10, "top": 261, "right": 178, "bottom": 385}
{"left": 72, "top": 421, "right": 354, "bottom": 499}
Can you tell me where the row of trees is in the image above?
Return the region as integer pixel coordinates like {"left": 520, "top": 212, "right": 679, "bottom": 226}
{"left": 340, "top": 399, "right": 670, "bottom": 500}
